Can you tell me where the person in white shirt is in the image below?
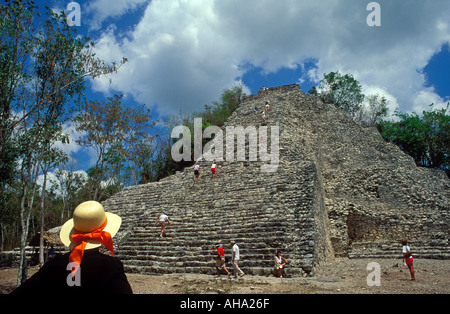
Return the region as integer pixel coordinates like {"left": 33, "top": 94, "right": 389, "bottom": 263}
{"left": 401, "top": 239, "right": 415, "bottom": 280}
{"left": 155, "top": 211, "right": 171, "bottom": 238}
{"left": 274, "top": 250, "right": 288, "bottom": 278}
{"left": 230, "top": 241, "right": 244, "bottom": 278}
{"left": 194, "top": 164, "right": 200, "bottom": 182}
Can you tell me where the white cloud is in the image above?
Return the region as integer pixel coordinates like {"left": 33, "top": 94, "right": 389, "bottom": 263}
{"left": 412, "top": 89, "right": 449, "bottom": 114}
{"left": 86, "top": 0, "right": 150, "bottom": 30}
{"left": 87, "top": 0, "right": 450, "bottom": 116}
{"left": 362, "top": 85, "right": 399, "bottom": 118}
{"left": 36, "top": 171, "right": 58, "bottom": 192}
{"left": 51, "top": 123, "right": 98, "bottom": 168}
{"left": 90, "top": 0, "right": 243, "bottom": 114}
{"left": 53, "top": 123, "right": 83, "bottom": 157}
{"left": 37, "top": 169, "right": 88, "bottom": 195}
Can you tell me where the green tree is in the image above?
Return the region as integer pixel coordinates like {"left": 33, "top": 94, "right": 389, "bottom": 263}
{"left": 422, "top": 104, "right": 450, "bottom": 169}
{"left": 356, "top": 94, "right": 390, "bottom": 125}
{"left": 0, "top": 3, "right": 127, "bottom": 286}
{"left": 379, "top": 103, "right": 449, "bottom": 171}
{"left": 37, "top": 144, "right": 68, "bottom": 266}
{"left": 156, "top": 85, "right": 243, "bottom": 181}
{"left": 379, "top": 112, "right": 427, "bottom": 165}
{"left": 309, "top": 71, "right": 365, "bottom": 118}
{"left": 73, "top": 95, "right": 155, "bottom": 200}
{"left": 52, "top": 158, "right": 86, "bottom": 224}
{"left": 0, "top": 0, "right": 36, "bottom": 235}
{"left": 203, "top": 85, "right": 243, "bottom": 127}
{"left": 74, "top": 95, "right": 126, "bottom": 201}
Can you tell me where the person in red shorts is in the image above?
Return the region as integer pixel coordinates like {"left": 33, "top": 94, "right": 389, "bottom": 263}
{"left": 402, "top": 239, "right": 415, "bottom": 280}
{"left": 211, "top": 162, "right": 217, "bottom": 179}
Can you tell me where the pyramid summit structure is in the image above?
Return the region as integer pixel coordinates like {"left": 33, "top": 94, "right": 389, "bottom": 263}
{"left": 103, "top": 84, "right": 449, "bottom": 276}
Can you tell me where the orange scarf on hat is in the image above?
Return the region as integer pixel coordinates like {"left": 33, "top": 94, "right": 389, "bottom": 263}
{"left": 68, "top": 219, "right": 114, "bottom": 276}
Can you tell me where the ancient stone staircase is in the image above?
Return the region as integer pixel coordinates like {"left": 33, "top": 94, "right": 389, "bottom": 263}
{"left": 103, "top": 85, "right": 330, "bottom": 276}
{"left": 102, "top": 84, "right": 449, "bottom": 277}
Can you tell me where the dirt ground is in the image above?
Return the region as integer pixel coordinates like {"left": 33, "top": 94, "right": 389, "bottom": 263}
{"left": 1, "top": 258, "right": 449, "bottom": 294}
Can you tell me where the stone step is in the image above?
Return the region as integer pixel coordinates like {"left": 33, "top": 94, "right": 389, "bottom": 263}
{"left": 348, "top": 241, "right": 450, "bottom": 259}
{"left": 117, "top": 253, "right": 290, "bottom": 266}
{"left": 123, "top": 264, "right": 305, "bottom": 277}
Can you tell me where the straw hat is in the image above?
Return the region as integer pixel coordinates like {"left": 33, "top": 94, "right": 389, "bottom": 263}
{"left": 60, "top": 201, "right": 122, "bottom": 250}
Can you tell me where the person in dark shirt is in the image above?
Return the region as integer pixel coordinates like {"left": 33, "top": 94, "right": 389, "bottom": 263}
{"left": 12, "top": 201, "right": 132, "bottom": 294}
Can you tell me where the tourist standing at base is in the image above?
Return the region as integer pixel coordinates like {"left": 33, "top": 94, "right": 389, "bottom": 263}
{"left": 230, "top": 240, "right": 244, "bottom": 278}
{"left": 274, "top": 250, "right": 288, "bottom": 278}
{"left": 402, "top": 239, "right": 415, "bottom": 280}
{"left": 155, "top": 211, "right": 171, "bottom": 238}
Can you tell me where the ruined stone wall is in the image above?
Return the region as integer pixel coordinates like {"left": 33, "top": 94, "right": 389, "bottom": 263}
{"left": 303, "top": 94, "right": 449, "bottom": 259}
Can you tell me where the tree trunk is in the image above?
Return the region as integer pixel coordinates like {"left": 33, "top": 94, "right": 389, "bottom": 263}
{"left": 39, "top": 169, "right": 48, "bottom": 266}
{"left": 17, "top": 160, "right": 40, "bottom": 287}
{"left": 17, "top": 185, "right": 31, "bottom": 286}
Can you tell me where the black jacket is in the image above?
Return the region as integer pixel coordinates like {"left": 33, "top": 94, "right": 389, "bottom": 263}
{"left": 11, "top": 249, "right": 132, "bottom": 294}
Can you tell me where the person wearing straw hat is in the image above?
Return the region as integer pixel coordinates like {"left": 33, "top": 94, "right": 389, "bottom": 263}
{"left": 11, "top": 201, "right": 132, "bottom": 294}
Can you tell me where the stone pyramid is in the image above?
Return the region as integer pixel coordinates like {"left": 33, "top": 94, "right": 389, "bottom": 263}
{"left": 103, "top": 84, "right": 449, "bottom": 276}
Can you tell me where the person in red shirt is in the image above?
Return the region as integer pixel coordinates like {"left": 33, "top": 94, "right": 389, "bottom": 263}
{"left": 215, "top": 244, "right": 231, "bottom": 277}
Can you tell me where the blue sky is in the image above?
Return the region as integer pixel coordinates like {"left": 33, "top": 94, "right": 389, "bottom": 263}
{"left": 38, "top": 0, "right": 449, "bottom": 171}
{"left": 424, "top": 43, "right": 450, "bottom": 98}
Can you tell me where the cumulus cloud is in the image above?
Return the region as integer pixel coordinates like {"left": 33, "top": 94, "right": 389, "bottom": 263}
{"left": 37, "top": 169, "right": 88, "bottom": 195}
{"left": 51, "top": 123, "right": 98, "bottom": 169}
{"left": 89, "top": 0, "right": 243, "bottom": 114}
{"left": 52, "top": 123, "right": 82, "bottom": 157}
{"left": 85, "top": 0, "right": 150, "bottom": 30}
{"left": 412, "top": 89, "right": 449, "bottom": 114}
{"left": 362, "top": 85, "right": 400, "bottom": 119}
{"left": 86, "top": 0, "right": 450, "bottom": 115}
